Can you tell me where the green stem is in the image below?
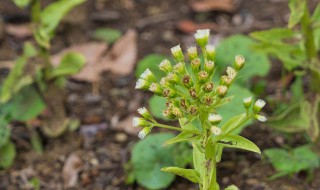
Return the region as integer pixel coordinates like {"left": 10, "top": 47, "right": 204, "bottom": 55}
{"left": 31, "top": 0, "right": 41, "bottom": 24}
{"left": 153, "top": 123, "right": 183, "bottom": 131}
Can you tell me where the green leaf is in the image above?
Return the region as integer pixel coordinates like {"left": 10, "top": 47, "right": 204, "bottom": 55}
{"left": 288, "top": 0, "right": 307, "bottom": 28}
{"left": 164, "top": 131, "right": 200, "bottom": 146}
{"left": 218, "top": 135, "right": 261, "bottom": 154}
{"left": 93, "top": 28, "right": 122, "bottom": 44}
{"left": 40, "top": 0, "right": 85, "bottom": 35}
{"left": 0, "top": 141, "right": 16, "bottom": 169}
{"left": 131, "top": 133, "right": 176, "bottom": 189}
{"left": 23, "top": 42, "right": 37, "bottom": 57}
{"left": 0, "top": 119, "right": 10, "bottom": 148}
{"left": 34, "top": 29, "right": 50, "bottom": 49}
{"left": 225, "top": 185, "right": 239, "bottom": 190}
{"left": 250, "top": 28, "right": 297, "bottom": 43}
{"left": 312, "top": 4, "right": 320, "bottom": 21}
{"left": 192, "top": 141, "right": 205, "bottom": 179}
{"left": 161, "top": 167, "right": 200, "bottom": 183}
{"left": 50, "top": 52, "right": 85, "bottom": 78}
{"left": 149, "top": 95, "right": 168, "bottom": 120}
{"left": 135, "top": 54, "right": 167, "bottom": 80}
{"left": 216, "top": 35, "right": 270, "bottom": 85}
{"left": 220, "top": 113, "right": 247, "bottom": 135}
{"left": 12, "top": 0, "right": 31, "bottom": 8}
{"left": 290, "top": 76, "right": 304, "bottom": 101}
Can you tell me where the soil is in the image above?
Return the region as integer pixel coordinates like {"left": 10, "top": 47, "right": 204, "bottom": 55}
{"left": 0, "top": 0, "right": 320, "bottom": 189}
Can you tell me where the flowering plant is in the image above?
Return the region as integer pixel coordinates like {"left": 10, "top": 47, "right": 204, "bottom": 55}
{"left": 134, "top": 29, "right": 266, "bottom": 190}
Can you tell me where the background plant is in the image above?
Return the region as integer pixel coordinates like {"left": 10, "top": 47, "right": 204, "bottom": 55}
{"left": 250, "top": 0, "right": 320, "bottom": 179}
{"left": 134, "top": 29, "right": 266, "bottom": 190}
{"left": 0, "top": 0, "right": 86, "bottom": 169}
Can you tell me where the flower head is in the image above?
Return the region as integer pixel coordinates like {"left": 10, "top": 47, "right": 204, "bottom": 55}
{"left": 255, "top": 114, "right": 267, "bottom": 122}
{"left": 194, "top": 29, "right": 210, "bottom": 47}
{"left": 159, "top": 59, "right": 173, "bottom": 73}
{"left": 138, "top": 127, "right": 151, "bottom": 139}
{"left": 206, "top": 45, "right": 215, "bottom": 61}
{"left": 208, "top": 113, "right": 222, "bottom": 125}
{"left": 133, "top": 117, "right": 149, "bottom": 127}
{"left": 137, "top": 107, "right": 152, "bottom": 119}
{"left": 243, "top": 96, "right": 252, "bottom": 109}
{"left": 135, "top": 79, "right": 150, "bottom": 90}
{"left": 253, "top": 99, "right": 266, "bottom": 113}
{"left": 226, "top": 67, "right": 237, "bottom": 80}
{"left": 234, "top": 55, "right": 245, "bottom": 70}
{"left": 187, "top": 46, "right": 198, "bottom": 61}
{"left": 211, "top": 126, "right": 222, "bottom": 136}
{"left": 171, "top": 45, "right": 184, "bottom": 62}
{"left": 140, "top": 68, "right": 156, "bottom": 82}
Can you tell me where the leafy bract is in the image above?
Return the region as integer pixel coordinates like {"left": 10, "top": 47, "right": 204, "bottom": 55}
{"left": 216, "top": 35, "right": 270, "bottom": 85}
{"left": 135, "top": 54, "right": 167, "bottom": 80}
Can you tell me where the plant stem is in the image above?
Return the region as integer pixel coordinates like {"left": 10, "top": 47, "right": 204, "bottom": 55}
{"left": 153, "top": 123, "right": 183, "bottom": 131}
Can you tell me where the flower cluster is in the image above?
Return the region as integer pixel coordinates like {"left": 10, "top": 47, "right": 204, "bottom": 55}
{"left": 134, "top": 29, "right": 266, "bottom": 139}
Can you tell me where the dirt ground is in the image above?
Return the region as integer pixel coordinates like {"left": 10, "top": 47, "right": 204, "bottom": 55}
{"left": 0, "top": 0, "right": 320, "bottom": 189}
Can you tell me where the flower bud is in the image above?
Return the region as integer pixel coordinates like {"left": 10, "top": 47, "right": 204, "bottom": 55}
{"left": 167, "top": 72, "right": 180, "bottom": 84}
{"left": 198, "top": 71, "right": 208, "bottom": 83}
{"left": 220, "top": 75, "right": 233, "bottom": 86}
{"left": 182, "top": 75, "right": 193, "bottom": 88}
{"left": 135, "top": 79, "right": 151, "bottom": 90}
{"left": 189, "top": 106, "right": 198, "bottom": 115}
{"left": 203, "top": 82, "right": 214, "bottom": 92}
{"left": 204, "top": 61, "right": 214, "bottom": 75}
{"left": 234, "top": 55, "right": 245, "bottom": 71}
{"left": 173, "top": 62, "right": 186, "bottom": 75}
{"left": 206, "top": 45, "right": 215, "bottom": 61}
{"left": 194, "top": 29, "right": 210, "bottom": 47}
{"left": 163, "top": 108, "right": 175, "bottom": 119}
{"left": 208, "top": 113, "right": 222, "bottom": 125}
{"left": 171, "top": 45, "right": 184, "bottom": 62}
{"left": 253, "top": 99, "right": 266, "bottom": 113}
{"left": 191, "top": 58, "right": 201, "bottom": 74}
{"left": 138, "top": 127, "right": 151, "bottom": 139}
{"left": 180, "top": 99, "right": 188, "bottom": 110}
{"left": 211, "top": 126, "right": 221, "bottom": 136}
{"left": 216, "top": 85, "right": 228, "bottom": 98}
{"left": 255, "top": 114, "right": 267, "bottom": 122}
{"left": 163, "top": 88, "right": 177, "bottom": 98}
{"left": 189, "top": 88, "right": 197, "bottom": 98}
{"left": 187, "top": 46, "right": 198, "bottom": 61}
{"left": 204, "top": 96, "right": 213, "bottom": 106}
{"left": 159, "top": 59, "right": 173, "bottom": 73}
{"left": 172, "top": 107, "right": 183, "bottom": 118}
{"left": 226, "top": 67, "right": 237, "bottom": 80}
{"left": 137, "top": 107, "right": 152, "bottom": 120}
{"left": 133, "top": 117, "right": 149, "bottom": 127}
{"left": 160, "top": 77, "right": 170, "bottom": 86}
{"left": 149, "top": 83, "right": 163, "bottom": 95}
{"left": 243, "top": 96, "right": 252, "bottom": 109}
{"left": 140, "top": 68, "right": 156, "bottom": 82}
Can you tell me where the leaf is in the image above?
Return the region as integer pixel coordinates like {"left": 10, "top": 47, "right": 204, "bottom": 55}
{"left": 225, "top": 185, "right": 239, "bottom": 190}
{"left": 40, "top": 0, "right": 85, "bottom": 35}
{"left": 216, "top": 35, "right": 270, "bottom": 85}
{"left": 0, "top": 119, "right": 10, "bottom": 148}
{"left": 135, "top": 54, "right": 167, "bottom": 80}
{"left": 161, "top": 167, "right": 200, "bottom": 183}
{"left": 62, "top": 153, "right": 83, "bottom": 188}
{"left": 288, "top": 0, "right": 307, "bottom": 28}
{"left": 131, "top": 133, "right": 176, "bottom": 189}
{"left": 0, "top": 141, "right": 16, "bottom": 169}
{"left": 50, "top": 52, "right": 85, "bottom": 78}
{"left": 93, "top": 28, "right": 122, "bottom": 44}
{"left": 218, "top": 135, "right": 261, "bottom": 154}
{"left": 250, "top": 28, "right": 297, "bottom": 43}
{"left": 192, "top": 141, "right": 205, "bottom": 179}
{"left": 164, "top": 131, "right": 200, "bottom": 146}
{"left": 12, "top": 0, "right": 31, "bottom": 8}
{"left": 220, "top": 113, "right": 247, "bottom": 135}
{"left": 312, "top": 4, "right": 320, "bottom": 21}
{"left": 149, "top": 95, "right": 168, "bottom": 120}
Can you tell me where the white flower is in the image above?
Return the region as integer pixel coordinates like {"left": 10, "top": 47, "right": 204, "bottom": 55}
{"left": 159, "top": 59, "right": 172, "bottom": 73}
{"left": 140, "top": 68, "right": 155, "bottom": 81}
{"left": 194, "top": 29, "right": 210, "bottom": 47}
{"left": 132, "top": 117, "right": 148, "bottom": 127}
{"left": 138, "top": 130, "right": 146, "bottom": 139}
{"left": 208, "top": 113, "right": 222, "bottom": 124}
{"left": 171, "top": 45, "right": 184, "bottom": 61}
{"left": 256, "top": 115, "right": 267, "bottom": 122}
{"left": 226, "top": 67, "right": 237, "bottom": 79}
{"left": 243, "top": 96, "right": 252, "bottom": 109}
{"left": 187, "top": 46, "right": 198, "bottom": 60}
{"left": 235, "top": 55, "right": 245, "bottom": 70}
{"left": 135, "top": 79, "right": 149, "bottom": 89}
{"left": 211, "top": 126, "right": 222, "bottom": 136}
{"left": 253, "top": 99, "right": 266, "bottom": 113}
{"left": 217, "top": 85, "right": 228, "bottom": 97}
{"left": 206, "top": 45, "right": 215, "bottom": 54}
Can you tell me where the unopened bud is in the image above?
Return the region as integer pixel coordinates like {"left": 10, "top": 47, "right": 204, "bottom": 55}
{"left": 203, "top": 82, "right": 214, "bottom": 92}
{"left": 135, "top": 79, "right": 151, "bottom": 90}
{"left": 243, "top": 96, "right": 252, "bottom": 109}
{"left": 149, "top": 83, "right": 163, "bottom": 95}
{"left": 217, "top": 85, "right": 228, "bottom": 98}
{"left": 189, "top": 88, "right": 197, "bottom": 98}
{"left": 163, "top": 88, "right": 177, "bottom": 98}
{"left": 171, "top": 45, "right": 184, "bottom": 62}
{"left": 204, "top": 61, "right": 214, "bottom": 75}
{"left": 204, "top": 96, "right": 213, "bottom": 106}
{"left": 198, "top": 71, "right": 208, "bottom": 83}
{"left": 211, "top": 126, "right": 221, "bottom": 136}
{"left": 220, "top": 75, "right": 233, "bottom": 86}
{"left": 234, "top": 55, "right": 245, "bottom": 71}
{"left": 189, "top": 106, "right": 198, "bottom": 115}
{"left": 191, "top": 58, "right": 201, "bottom": 74}
{"left": 253, "top": 99, "right": 266, "bottom": 113}
{"left": 206, "top": 45, "right": 215, "bottom": 61}
{"left": 159, "top": 59, "right": 173, "bottom": 73}
{"left": 173, "top": 62, "right": 186, "bottom": 75}
{"left": 187, "top": 46, "right": 198, "bottom": 61}
{"left": 140, "top": 68, "right": 156, "bottom": 82}
{"left": 255, "top": 114, "right": 267, "bottom": 122}
{"left": 167, "top": 72, "right": 180, "bottom": 84}
{"left": 194, "top": 29, "right": 210, "bottom": 47}
{"left": 172, "top": 107, "right": 183, "bottom": 118}
{"left": 226, "top": 67, "right": 237, "bottom": 80}
{"left": 137, "top": 107, "right": 152, "bottom": 120}
{"left": 133, "top": 117, "right": 149, "bottom": 127}
{"left": 138, "top": 127, "right": 151, "bottom": 139}
{"left": 182, "top": 75, "right": 193, "bottom": 88}
{"left": 208, "top": 113, "right": 222, "bottom": 125}
{"left": 180, "top": 99, "right": 188, "bottom": 110}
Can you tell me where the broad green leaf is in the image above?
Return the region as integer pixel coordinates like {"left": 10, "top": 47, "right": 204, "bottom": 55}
{"left": 149, "top": 95, "right": 168, "bottom": 120}
{"left": 93, "top": 28, "right": 122, "bottom": 44}
{"left": 217, "top": 84, "right": 253, "bottom": 134}
{"left": 161, "top": 167, "right": 200, "bottom": 183}
{"left": 12, "top": 0, "right": 31, "bottom": 8}
{"left": 250, "top": 28, "right": 296, "bottom": 43}
{"left": 264, "top": 148, "right": 293, "bottom": 173}
{"left": 216, "top": 35, "right": 270, "bottom": 85}
{"left": 192, "top": 142, "right": 205, "bottom": 179}
{"left": 0, "top": 119, "right": 9, "bottom": 148}
{"left": 23, "top": 42, "right": 37, "bottom": 57}
{"left": 0, "top": 141, "right": 16, "bottom": 169}
{"left": 164, "top": 131, "right": 200, "bottom": 146}
{"left": 131, "top": 133, "right": 176, "bottom": 189}
{"left": 40, "top": 0, "right": 85, "bottom": 35}
{"left": 34, "top": 29, "right": 50, "bottom": 49}
{"left": 135, "top": 54, "right": 167, "bottom": 80}
{"left": 220, "top": 113, "right": 247, "bottom": 135}
{"left": 218, "top": 135, "right": 261, "bottom": 154}
{"left": 288, "top": 0, "right": 307, "bottom": 28}
{"left": 225, "top": 185, "right": 239, "bottom": 190}
{"left": 50, "top": 52, "right": 85, "bottom": 78}
{"left": 312, "top": 4, "right": 320, "bottom": 21}
{"left": 293, "top": 145, "right": 319, "bottom": 171}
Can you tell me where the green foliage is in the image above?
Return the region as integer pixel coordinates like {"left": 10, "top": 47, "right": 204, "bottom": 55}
{"left": 93, "top": 28, "right": 122, "bottom": 44}
{"left": 0, "top": 119, "right": 10, "bottom": 148}
{"left": 288, "top": 0, "right": 307, "bottom": 28}
{"left": 12, "top": 0, "right": 31, "bottom": 8}
{"left": 130, "top": 133, "right": 192, "bottom": 189}
{"left": 217, "top": 135, "right": 260, "bottom": 154}
{"left": 0, "top": 141, "right": 16, "bottom": 169}
{"left": 264, "top": 145, "right": 319, "bottom": 179}
{"left": 216, "top": 35, "right": 270, "bottom": 85}
{"left": 148, "top": 95, "right": 167, "bottom": 120}
{"left": 50, "top": 53, "right": 85, "bottom": 78}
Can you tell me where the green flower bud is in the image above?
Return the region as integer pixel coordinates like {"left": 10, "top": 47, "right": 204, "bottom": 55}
{"left": 159, "top": 59, "right": 173, "bottom": 73}
{"left": 234, "top": 55, "right": 245, "bottom": 71}
{"left": 194, "top": 29, "right": 210, "bottom": 47}
{"left": 163, "top": 88, "right": 177, "bottom": 98}
{"left": 167, "top": 72, "right": 180, "bottom": 84}
{"left": 226, "top": 67, "right": 237, "bottom": 80}
{"left": 187, "top": 46, "right": 198, "bottom": 61}
{"left": 138, "top": 127, "right": 151, "bottom": 139}
{"left": 163, "top": 108, "right": 176, "bottom": 119}
{"left": 189, "top": 88, "right": 197, "bottom": 98}
{"left": 137, "top": 107, "right": 152, "bottom": 120}
{"left": 198, "top": 71, "right": 208, "bottom": 83}
{"left": 211, "top": 126, "right": 221, "bottom": 136}
{"left": 182, "top": 75, "right": 193, "bottom": 88}
{"left": 243, "top": 96, "right": 252, "bottom": 109}
{"left": 203, "top": 82, "right": 214, "bottom": 93}
{"left": 216, "top": 85, "right": 228, "bottom": 98}
{"left": 149, "top": 83, "right": 163, "bottom": 95}
{"left": 208, "top": 113, "right": 222, "bottom": 125}
{"left": 253, "top": 99, "right": 266, "bottom": 113}
{"left": 171, "top": 45, "right": 184, "bottom": 62}
{"left": 204, "top": 96, "right": 213, "bottom": 106}
{"left": 140, "top": 68, "right": 156, "bottom": 82}
{"left": 220, "top": 75, "right": 233, "bottom": 86}
{"left": 204, "top": 61, "right": 214, "bottom": 75}
{"left": 135, "top": 79, "right": 151, "bottom": 90}
{"left": 133, "top": 117, "right": 149, "bottom": 127}
{"left": 206, "top": 45, "right": 215, "bottom": 61}
{"left": 189, "top": 106, "right": 198, "bottom": 115}
{"left": 180, "top": 99, "right": 188, "bottom": 110}
{"left": 191, "top": 58, "right": 201, "bottom": 74}
{"left": 254, "top": 114, "right": 267, "bottom": 122}
{"left": 173, "top": 62, "right": 186, "bottom": 75}
{"left": 172, "top": 107, "right": 183, "bottom": 118}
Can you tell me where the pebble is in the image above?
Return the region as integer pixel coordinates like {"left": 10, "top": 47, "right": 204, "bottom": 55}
{"left": 115, "top": 133, "right": 128, "bottom": 143}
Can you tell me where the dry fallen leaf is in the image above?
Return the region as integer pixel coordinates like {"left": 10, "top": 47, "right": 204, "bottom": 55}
{"left": 190, "top": 0, "right": 236, "bottom": 13}
{"left": 111, "top": 115, "right": 140, "bottom": 135}
{"left": 62, "top": 153, "right": 83, "bottom": 188}
{"left": 5, "top": 23, "right": 33, "bottom": 39}
{"left": 177, "top": 20, "right": 218, "bottom": 34}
